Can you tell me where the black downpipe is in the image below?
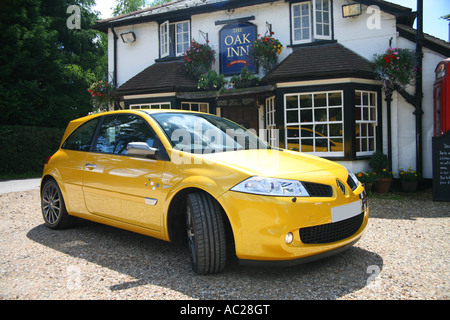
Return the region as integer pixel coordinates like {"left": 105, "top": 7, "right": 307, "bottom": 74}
{"left": 415, "top": 0, "right": 424, "bottom": 175}
{"left": 111, "top": 25, "right": 119, "bottom": 110}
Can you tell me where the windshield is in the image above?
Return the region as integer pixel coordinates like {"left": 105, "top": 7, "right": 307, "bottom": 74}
{"left": 148, "top": 112, "right": 270, "bottom": 154}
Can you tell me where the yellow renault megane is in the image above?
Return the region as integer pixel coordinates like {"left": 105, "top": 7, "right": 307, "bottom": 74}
{"left": 41, "top": 110, "right": 368, "bottom": 274}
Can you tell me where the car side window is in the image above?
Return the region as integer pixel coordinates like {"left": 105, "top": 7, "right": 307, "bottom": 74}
{"left": 94, "top": 114, "right": 162, "bottom": 156}
{"left": 61, "top": 118, "right": 99, "bottom": 151}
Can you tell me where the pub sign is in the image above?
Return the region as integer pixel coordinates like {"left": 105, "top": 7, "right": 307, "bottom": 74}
{"left": 219, "top": 22, "right": 257, "bottom": 75}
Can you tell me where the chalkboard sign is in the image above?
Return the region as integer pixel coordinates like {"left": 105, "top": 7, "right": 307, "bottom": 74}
{"left": 432, "top": 131, "right": 450, "bottom": 201}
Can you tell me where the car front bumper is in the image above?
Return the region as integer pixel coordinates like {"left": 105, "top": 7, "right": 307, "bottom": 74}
{"left": 218, "top": 186, "right": 368, "bottom": 264}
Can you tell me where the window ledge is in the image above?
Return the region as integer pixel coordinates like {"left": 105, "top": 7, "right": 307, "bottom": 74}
{"left": 155, "top": 56, "right": 183, "bottom": 63}
{"left": 288, "top": 40, "right": 337, "bottom": 50}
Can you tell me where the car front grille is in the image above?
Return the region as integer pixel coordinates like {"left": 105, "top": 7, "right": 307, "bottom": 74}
{"left": 299, "top": 212, "right": 364, "bottom": 244}
{"left": 302, "top": 182, "right": 333, "bottom": 197}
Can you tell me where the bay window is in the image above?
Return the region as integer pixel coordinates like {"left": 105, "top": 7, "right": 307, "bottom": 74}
{"left": 284, "top": 91, "right": 344, "bottom": 156}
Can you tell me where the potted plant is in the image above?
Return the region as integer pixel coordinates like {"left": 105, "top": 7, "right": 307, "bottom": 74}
{"left": 399, "top": 167, "right": 421, "bottom": 192}
{"left": 88, "top": 80, "right": 116, "bottom": 110}
{"left": 373, "top": 47, "right": 417, "bottom": 92}
{"left": 251, "top": 32, "right": 283, "bottom": 74}
{"left": 230, "top": 66, "right": 260, "bottom": 89}
{"left": 369, "top": 151, "right": 393, "bottom": 194}
{"left": 180, "top": 40, "right": 216, "bottom": 79}
{"left": 356, "top": 171, "right": 378, "bottom": 193}
{"left": 197, "top": 70, "right": 227, "bottom": 93}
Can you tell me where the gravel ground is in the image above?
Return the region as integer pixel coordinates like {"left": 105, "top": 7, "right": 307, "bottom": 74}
{"left": 0, "top": 189, "right": 448, "bottom": 300}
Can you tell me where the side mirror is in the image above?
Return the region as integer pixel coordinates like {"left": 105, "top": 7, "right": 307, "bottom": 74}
{"left": 126, "top": 142, "right": 158, "bottom": 158}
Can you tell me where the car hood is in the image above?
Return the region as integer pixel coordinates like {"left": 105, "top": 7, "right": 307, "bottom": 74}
{"left": 200, "top": 148, "right": 344, "bottom": 178}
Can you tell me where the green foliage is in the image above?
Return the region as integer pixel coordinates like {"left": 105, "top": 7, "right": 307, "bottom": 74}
{"left": 369, "top": 150, "right": 389, "bottom": 174}
{"left": 230, "top": 66, "right": 260, "bottom": 88}
{"left": 0, "top": 125, "right": 65, "bottom": 177}
{"left": 373, "top": 47, "right": 417, "bottom": 91}
{"left": 251, "top": 32, "right": 283, "bottom": 73}
{"left": 181, "top": 40, "right": 216, "bottom": 80}
{"left": 0, "top": 0, "right": 107, "bottom": 128}
{"left": 356, "top": 171, "right": 378, "bottom": 183}
{"left": 113, "top": 0, "right": 149, "bottom": 16}
{"left": 399, "top": 167, "right": 421, "bottom": 181}
{"left": 197, "top": 70, "right": 227, "bottom": 91}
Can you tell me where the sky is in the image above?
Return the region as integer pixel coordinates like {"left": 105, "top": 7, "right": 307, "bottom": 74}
{"left": 93, "top": 0, "right": 450, "bottom": 41}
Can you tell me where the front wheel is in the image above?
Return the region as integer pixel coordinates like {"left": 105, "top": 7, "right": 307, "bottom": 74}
{"left": 41, "top": 179, "right": 75, "bottom": 229}
{"left": 186, "top": 192, "right": 227, "bottom": 275}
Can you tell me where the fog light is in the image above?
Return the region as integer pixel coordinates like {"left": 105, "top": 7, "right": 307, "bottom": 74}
{"left": 285, "top": 232, "right": 294, "bottom": 244}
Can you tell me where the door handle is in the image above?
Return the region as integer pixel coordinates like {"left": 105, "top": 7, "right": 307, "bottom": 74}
{"left": 85, "top": 163, "right": 97, "bottom": 169}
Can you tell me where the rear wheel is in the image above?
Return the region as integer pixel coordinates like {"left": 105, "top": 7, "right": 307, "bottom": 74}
{"left": 185, "top": 192, "right": 227, "bottom": 275}
{"left": 41, "top": 179, "right": 75, "bottom": 229}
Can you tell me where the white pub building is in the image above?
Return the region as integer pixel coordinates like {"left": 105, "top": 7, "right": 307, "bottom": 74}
{"left": 94, "top": 0, "right": 450, "bottom": 182}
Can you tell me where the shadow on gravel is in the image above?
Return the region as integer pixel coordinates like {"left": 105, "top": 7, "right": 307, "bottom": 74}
{"left": 26, "top": 219, "right": 383, "bottom": 300}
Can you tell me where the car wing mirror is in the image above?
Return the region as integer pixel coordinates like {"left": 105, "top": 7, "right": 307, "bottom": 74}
{"left": 126, "top": 142, "right": 158, "bottom": 158}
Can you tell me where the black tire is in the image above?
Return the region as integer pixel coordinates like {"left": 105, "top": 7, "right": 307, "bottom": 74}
{"left": 185, "top": 192, "right": 227, "bottom": 275}
{"left": 41, "top": 179, "right": 76, "bottom": 229}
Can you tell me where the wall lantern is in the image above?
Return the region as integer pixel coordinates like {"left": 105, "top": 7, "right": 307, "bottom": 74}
{"left": 342, "top": 3, "right": 361, "bottom": 18}
{"left": 120, "top": 31, "right": 136, "bottom": 43}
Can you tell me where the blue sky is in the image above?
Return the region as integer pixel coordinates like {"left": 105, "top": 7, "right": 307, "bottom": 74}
{"left": 94, "top": 0, "right": 450, "bottom": 41}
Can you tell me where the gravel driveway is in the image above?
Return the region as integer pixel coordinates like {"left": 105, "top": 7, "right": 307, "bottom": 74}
{"left": 0, "top": 189, "right": 448, "bottom": 300}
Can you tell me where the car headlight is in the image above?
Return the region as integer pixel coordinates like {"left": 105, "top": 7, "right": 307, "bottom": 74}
{"left": 347, "top": 170, "right": 360, "bottom": 191}
{"left": 231, "top": 177, "right": 310, "bottom": 197}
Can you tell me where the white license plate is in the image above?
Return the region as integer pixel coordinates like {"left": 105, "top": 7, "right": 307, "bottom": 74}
{"left": 331, "top": 201, "right": 362, "bottom": 223}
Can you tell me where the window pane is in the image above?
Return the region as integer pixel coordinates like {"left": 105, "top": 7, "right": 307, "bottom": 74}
{"left": 300, "top": 94, "right": 312, "bottom": 108}
{"left": 314, "top": 93, "right": 327, "bottom": 107}
{"left": 287, "top": 110, "right": 299, "bottom": 123}
{"left": 328, "top": 92, "right": 342, "bottom": 106}
{"left": 286, "top": 95, "right": 298, "bottom": 109}
{"left": 287, "top": 126, "right": 300, "bottom": 138}
{"left": 329, "top": 108, "right": 342, "bottom": 121}
{"left": 94, "top": 115, "right": 160, "bottom": 155}
{"left": 329, "top": 124, "right": 342, "bottom": 136}
{"left": 62, "top": 118, "right": 99, "bottom": 151}
{"left": 314, "top": 108, "right": 327, "bottom": 122}
{"left": 300, "top": 109, "right": 313, "bottom": 123}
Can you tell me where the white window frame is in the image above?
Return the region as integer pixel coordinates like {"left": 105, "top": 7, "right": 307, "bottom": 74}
{"left": 291, "top": 0, "right": 331, "bottom": 45}
{"left": 313, "top": 0, "right": 332, "bottom": 40}
{"left": 175, "top": 21, "right": 191, "bottom": 56}
{"left": 355, "top": 90, "right": 377, "bottom": 156}
{"left": 265, "top": 96, "right": 279, "bottom": 147}
{"left": 160, "top": 20, "right": 191, "bottom": 58}
{"left": 291, "top": 2, "right": 312, "bottom": 44}
{"left": 284, "top": 90, "right": 344, "bottom": 157}
{"left": 160, "top": 20, "right": 169, "bottom": 58}
{"left": 181, "top": 102, "right": 209, "bottom": 113}
{"left": 129, "top": 102, "right": 171, "bottom": 110}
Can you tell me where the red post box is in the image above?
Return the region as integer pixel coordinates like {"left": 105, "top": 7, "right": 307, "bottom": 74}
{"left": 433, "top": 57, "right": 450, "bottom": 136}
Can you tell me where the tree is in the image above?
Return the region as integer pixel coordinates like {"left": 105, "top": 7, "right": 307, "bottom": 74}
{"left": 112, "top": 0, "right": 149, "bottom": 16}
{"left": 112, "top": 0, "right": 172, "bottom": 16}
{"left": 0, "top": 0, "right": 107, "bottom": 128}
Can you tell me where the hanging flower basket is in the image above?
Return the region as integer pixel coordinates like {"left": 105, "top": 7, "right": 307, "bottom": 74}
{"left": 251, "top": 32, "right": 283, "bottom": 74}
{"left": 88, "top": 80, "right": 116, "bottom": 109}
{"left": 180, "top": 40, "right": 215, "bottom": 79}
{"left": 373, "top": 47, "right": 418, "bottom": 91}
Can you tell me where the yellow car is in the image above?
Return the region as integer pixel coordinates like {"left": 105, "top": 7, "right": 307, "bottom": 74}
{"left": 41, "top": 110, "right": 368, "bottom": 274}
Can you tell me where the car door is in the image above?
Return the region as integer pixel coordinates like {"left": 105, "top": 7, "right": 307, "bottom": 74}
{"left": 82, "top": 113, "right": 167, "bottom": 231}
{"left": 57, "top": 117, "right": 100, "bottom": 215}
